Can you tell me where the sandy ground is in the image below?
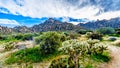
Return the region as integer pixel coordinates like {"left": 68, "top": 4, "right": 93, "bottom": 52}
{"left": 101, "top": 45, "right": 120, "bottom": 68}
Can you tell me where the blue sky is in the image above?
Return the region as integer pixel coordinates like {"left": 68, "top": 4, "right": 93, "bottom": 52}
{"left": 0, "top": 12, "right": 48, "bottom": 27}
{"left": 0, "top": 0, "right": 120, "bottom": 27}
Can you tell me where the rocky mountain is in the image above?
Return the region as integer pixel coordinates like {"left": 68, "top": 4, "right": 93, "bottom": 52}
{"left": 0, "top": 26, "right": 14, "bottom": 34}
{"left": 78, "top": 17, "right": 120, "bottom": 30}
{"left": 0, "top": 18, "right": 81, "bottom": 34}
{"left": 0, "top": 17, "right": 120, "bottom": 34}
{"left": 13, "top": 26, "right": 32, "bottom": 33}
{"left": 31, "top": 18, "right": 80, "bottom": 32}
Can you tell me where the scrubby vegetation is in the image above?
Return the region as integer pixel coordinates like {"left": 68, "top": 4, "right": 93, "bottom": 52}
{"left": 97, "top": 27, "right": 115, "bottom": 35}
{"left": 13, "top": 33, "right": 34, "bottom": 41}
{"left": 1, "top": 27, "right": 120, "bottom": 68}
{"left": 5, "top": 47, "right": 60, "bottom": 64}
{"left": 86, "top": 32, "right": 103, "bottom": 40}
{"left": 37, "top": 32, "right": 65, "bottom": 55}
{"left": 49, "top": 39, "right": 109, "bottom": 68}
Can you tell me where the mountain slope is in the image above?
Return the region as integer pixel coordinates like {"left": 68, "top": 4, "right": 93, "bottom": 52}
{"left": 78, "top": 17, "right": 120, "bottom": 30}
{"left": 0, "top": 26, "right": 14, "bottom": 34}
{"left": 13, "top": 26, "right": 32, "bottom": 33}
{"left": 31, "top": 18, "right": 80, "bottom": 32}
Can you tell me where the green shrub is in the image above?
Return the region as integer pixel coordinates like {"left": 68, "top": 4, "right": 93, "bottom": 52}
{"left": 76, "top": 29, "right": 87, "bottom": 34}
{"left": 4, "top": 41, "right": 16, "bottom": 51}
{"left": 34, "top": 36, "right": 42, "bottom": 44}
{"left": 0, "top": 35, "right": 8, "bottom": 40}
{"left": 14, "top": 33, "right": 33, "bottom": 41}
{"left": 97, "top": 27, "right": 115, "bottom": 35}
{"left": 35, "top": 31, "right": 64, "bottom": 55}
{"left": 49, "top": 57, "right": 69, "bottom": 68}
{"left": 69, "top": 33, "right": 81, "bottom": 39}
{"left": 87, "top": 32, "right": 103, "bottom": 40}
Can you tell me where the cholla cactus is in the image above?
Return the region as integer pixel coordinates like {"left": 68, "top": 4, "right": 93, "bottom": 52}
{"left": 93, "top": 43, "right": 108, "bottom": 54}
{"left": 57, "top": 39, "right": 107, "bottom": 68}
{"left": 59, "top": 39, "right": 89, "bottom": 68}
{"left": 59, "top": 40, "right": 89, "bottom": 56}
{"left": 86, "top": 39, "right": 100, "bottom": 55}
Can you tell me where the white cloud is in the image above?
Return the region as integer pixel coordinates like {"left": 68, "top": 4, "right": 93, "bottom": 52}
{"left": 0, "top": 19, "right": 20, "bottom": 25}
{"left": 0, "top": 0, "right": 120, "bottom": 21}
{"left": 69, "top": 22, "right": 80, "bottom": 25}
{"left": 90, "top": 11, "right": 120, "bottom": 20}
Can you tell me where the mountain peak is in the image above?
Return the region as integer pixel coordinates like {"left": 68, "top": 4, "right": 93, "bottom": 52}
{"left": 44, "top": 18, "right": 61, "bottom": 24}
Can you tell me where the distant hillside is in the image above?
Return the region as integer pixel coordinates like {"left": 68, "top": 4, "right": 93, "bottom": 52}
{"left": 78, "top": 17, "right": 120, "bottom": 30}
{"left": 13, "top": 26, "right": 32, "bottom": 33}
{"left": 31, "top": 18, "right": 80, "bottom": 32}
{"left": 0, "top": 18, "right": 81, "bottom": 33}
{"left": 1, "top": 17, "right": 120, "bottom": 34}
{"left": 0, "top": 26, "right": 14, "bottom": 34}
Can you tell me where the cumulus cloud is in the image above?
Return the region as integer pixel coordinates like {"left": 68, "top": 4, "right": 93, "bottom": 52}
{"left": 0, "top": 0, "right": 120, "bottom": 21}
{"left": 0, "top": 19, "right": 20, "bottom": 25}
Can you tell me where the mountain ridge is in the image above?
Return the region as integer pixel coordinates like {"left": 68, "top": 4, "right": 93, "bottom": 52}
{"left": 0, "top": 17, "right": 120, "bottom": 34}
{"left": 78, "top": 17, "right": 120, "bottom": 30}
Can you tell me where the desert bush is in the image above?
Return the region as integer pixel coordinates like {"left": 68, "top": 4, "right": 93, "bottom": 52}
{"left": 76, "top": 29, "right": 87, "bottom": 34}
{"left": 34, "top": 36, "right": 42, "bottom": 44}
{"left": 49, "top": 57, "right": 69, "bottom": 68}
{"left": 0, "top": 35, "right": 7, "bottom": 40}
{"left": 69, "top": 33, "right": 81, "bottom": 39}
{"left": 37, "top": 31, "right": 64, "bottom": 55}
{"left": 23, "top": 34, "right": 33, "bottom": 40}
{"left": 14, "top": 33, "right": 33, "bottom": 41}
{"left": 4, "top": 42, "right": 14, "bottom": 51}
{"left": 87, "top": 32, "right": 103, "bottom": 40}
{"left": 97, "top": 27, "right": 115, "bottom": 35}
{"left": 13, "top": 34, "right": 23, "bottom": 40}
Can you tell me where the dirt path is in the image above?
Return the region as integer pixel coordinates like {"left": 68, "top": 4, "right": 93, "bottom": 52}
{"left": 102, "top": 45, "right": 120, "bottom": 68}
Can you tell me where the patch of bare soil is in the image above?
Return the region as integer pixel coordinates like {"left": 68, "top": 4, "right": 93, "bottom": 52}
{"left": 101, "top": 45, "right": 120, "bottom": 68}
